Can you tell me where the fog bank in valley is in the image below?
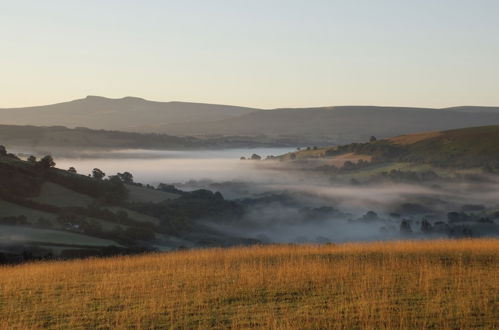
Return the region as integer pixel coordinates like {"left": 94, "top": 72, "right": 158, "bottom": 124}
{"left": 29, "top": 148, "right": 499, "bottom": 244}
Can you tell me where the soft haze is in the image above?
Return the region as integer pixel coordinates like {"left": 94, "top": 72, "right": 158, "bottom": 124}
{"left": 1, "top": 0, "right": 499, "bottom": 108}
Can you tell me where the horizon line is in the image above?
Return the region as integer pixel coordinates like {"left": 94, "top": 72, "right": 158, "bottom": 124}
{"left": 2, "top": 95, "right": 499, "bottom": 111}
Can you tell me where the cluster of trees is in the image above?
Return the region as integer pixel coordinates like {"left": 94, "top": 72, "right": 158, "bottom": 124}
{"left": 296, "top": 146, "right": 320, "bottom": 151}
{"left": 240, "top": 154, "right": 262, "bottom": 160}
{"left": 130, "top": 189, "right": 240, "bottom": 234}
{"left": 69, "top": 167, "right": 135, "bottom": 184}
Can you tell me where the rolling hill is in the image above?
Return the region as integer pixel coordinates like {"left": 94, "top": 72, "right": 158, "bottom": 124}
{"left": 0, "top": 96, "right": 259, "bottom": 132}
{"left": 3, "top": 97, "right": 499, "bottom": 144}
{"left": 0, "top": 148, "right": 254, "bottom": 262}
{"left": 167, "top": 106, "right": 499, "bottom": 144}
{"left": 281, "top": 125, "right": 499, "bottom": 170}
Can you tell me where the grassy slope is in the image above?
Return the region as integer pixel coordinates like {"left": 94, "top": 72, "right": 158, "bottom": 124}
{"left": 31, "top": 182, "right": 95, "bottom": 207}
{"left": 0, "top": 155, "right": 170, "bottom": 251}
{"left": 0, "top": 239, "right": 497, "bottom": 329}
{"left": 279, "top": 125, "right": 499, "bottom": 170}
{"left": 393, "top": 125, "right": 499, "bottom": 165}
{"left": 0, "top": 200, "right": 58, "bottom": 224}
{"left": 106, "top": 206, "right": 160, "bottom": 225}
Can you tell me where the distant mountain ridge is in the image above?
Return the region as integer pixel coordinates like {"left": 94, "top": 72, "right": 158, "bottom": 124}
{"left": 161, "top": 105, "right": 499, "bottom": 144}
{"left": 0, "top": 96, "right": 259, "bottom": 132}
{"left": 2, "top": 97, "right": 499, "bottom": 144}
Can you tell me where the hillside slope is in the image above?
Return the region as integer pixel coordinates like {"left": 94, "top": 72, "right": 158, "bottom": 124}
{"left": 283, "top": 126, "right": 499, "bottom": 170}
{"left": 0, "top": 149, "right": 253, "bottom": 261}
{"left": 363, "top": 126, "right": 499, "bottom": 168}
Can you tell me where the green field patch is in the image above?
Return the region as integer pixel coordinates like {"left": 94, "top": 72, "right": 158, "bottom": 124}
{"left": 0, "top": 200, "right": 58, "bottom": 224}
{"left": 84, "top": 216, "right": 129, "bottom": 231}
{"left": 31, "top": 182, "right": 94, "bottom": 207}
{"left": 106, "top": 206, "right": 160, "bottom": 225}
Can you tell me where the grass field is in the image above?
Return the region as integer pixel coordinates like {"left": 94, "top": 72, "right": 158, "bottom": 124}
{"left": 0, "top": 239, "right": 497, "bottom": 329}
{"left": 31, "top": 182, "right": 95, "bottom": 207}
{"left": 106, "top": 206, "right": 161, "bottom": 225}
{"left": 0, "top": 200, "right": 58, "bottom": 224}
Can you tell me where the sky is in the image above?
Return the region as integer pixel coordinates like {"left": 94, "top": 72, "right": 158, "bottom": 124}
{"left": 1, "top": 0, "right": 499, "bottom": 109}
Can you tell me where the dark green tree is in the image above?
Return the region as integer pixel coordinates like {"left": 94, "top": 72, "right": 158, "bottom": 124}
{"left": 117, "top": 172, "right": 134, "bottom": 184}
{"left": 38, "top": 155, "right": 56, "bottom": 169}
{"left": 421, "top": 219, "right": 432, "bottom": 233}
{"left": 92, "top": 168, "right": 106, "bottom": 180}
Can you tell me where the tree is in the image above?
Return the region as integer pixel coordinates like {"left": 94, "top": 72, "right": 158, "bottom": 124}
{"left": 27, "top": 155, "right": 37, "bottom": 163}
{"left": 0, "top": 145, "right": 7, "bottom": 156}
{"left": 117, "top": 171, "right": 134, "bottom": 184}
{"left": 362, "top": 211, "right": 379, "bottom": 221}
{"left": 421, "top": 219, "right": 432, "bottom": 233}
{"left": 104, "top": 175, "right": 128, "bottom": 203}
{"left": 370, "top": 136, "right": 377, "bottom": 142}
{"left": 342, "top": 160, "right": 355, "bottom": 170}
{"left": 92, "top": 168, "right": 106, "bottom": 180}
{"left": 68, "top": 167, "right": 77, "bottom": 174}
{"left": 400, "top": 220, "right": 412, "bottom": 234}
{"left": 38, "top": 155, "right": 56, "bottom": 169}
{"left": 158, "top": 183, "right": 183, "bottom": 194}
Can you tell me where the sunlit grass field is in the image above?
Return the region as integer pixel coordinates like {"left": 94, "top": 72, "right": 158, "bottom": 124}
{"left": 0, "top": 239, "right": 498, "bottom": 329}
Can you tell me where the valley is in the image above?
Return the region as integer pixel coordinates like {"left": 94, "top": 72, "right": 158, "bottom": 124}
{"left": 1, "top": 126, "right": 499, "bottom": 263}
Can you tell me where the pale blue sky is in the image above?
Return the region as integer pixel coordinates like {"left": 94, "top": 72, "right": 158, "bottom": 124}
{"left": 1, "top": 0, "right": 498, "bottom": 108}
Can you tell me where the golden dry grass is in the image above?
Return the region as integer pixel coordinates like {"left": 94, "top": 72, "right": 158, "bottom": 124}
{"left": 386, "top": 130, "right": 443, "bottom": 145}
{"left": 0, "top": 239, "right": 498, "bottom": 329}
